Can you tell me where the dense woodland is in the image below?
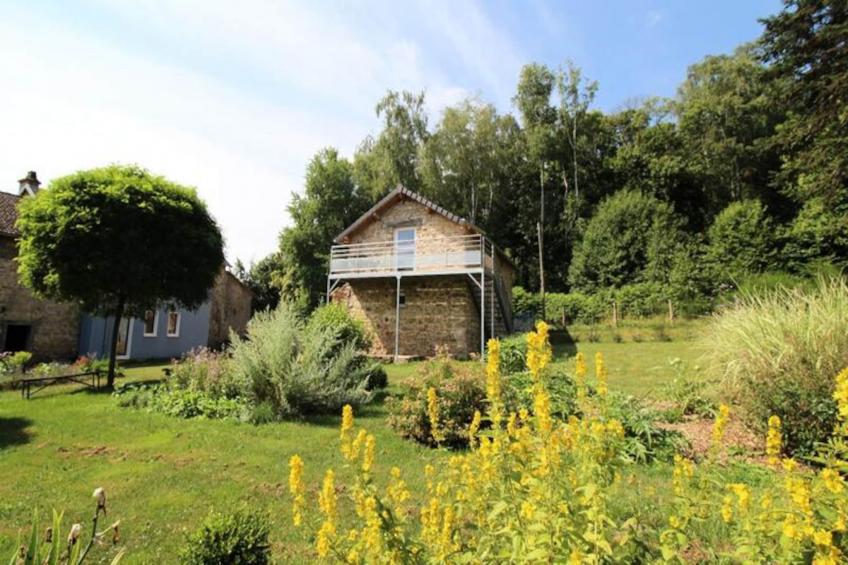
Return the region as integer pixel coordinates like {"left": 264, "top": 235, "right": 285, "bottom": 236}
{"left": 239, "top": 0, "right": 847, "bottom": 315}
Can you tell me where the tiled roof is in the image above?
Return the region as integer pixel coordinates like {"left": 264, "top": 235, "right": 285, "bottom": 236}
{"left": 334, "top": 185, "right": 481, "bottom": 243}
{"left": 0, "top": 191, "right": 20, "bottom": 238}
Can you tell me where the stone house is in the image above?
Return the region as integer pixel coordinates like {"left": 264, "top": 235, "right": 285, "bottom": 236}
{"left": 328, "top": 186, "right": 515, "bottom": 360}
{"left": 0, "top": 172, "right": 79, "bottom": 359}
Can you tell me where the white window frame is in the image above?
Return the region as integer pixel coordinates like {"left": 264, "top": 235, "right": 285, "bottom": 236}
{"left": 116, "top": 317, "right": 133, "bottom": 360}
{"left": 166, "top": 310, "right": 181, "bottom": 338}
{"left": 394, "top": 227, "right": 416, "bottom": 270}
{"left": 143, "top": 309, "right": 159, "bottom": 337}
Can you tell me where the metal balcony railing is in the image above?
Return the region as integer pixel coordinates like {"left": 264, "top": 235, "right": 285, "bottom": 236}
{"left": 330, "top": 234, "right": 491, "bottom": 277}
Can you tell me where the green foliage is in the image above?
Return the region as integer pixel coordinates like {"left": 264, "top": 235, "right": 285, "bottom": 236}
{"left": 278, "top": 149, "right": 371, "bottom": 307}
{"left": 228, "top": 303, "right": 373, "bottom": 418}
{"left": 606, "top": 392, "right": 688, "bottom": 463}
{"left": 498, "top": 334, "right": 527, "bottom": 375}
{"left": 511, "top": 286, "right": 542, "bottom": 318}
{"left": 387, "top": 356, "right": 488, "bottom": 448}
{"left": 180, "top": 509, "right": 270, "bottom": 565}
{"left": 114, "top": 382, "right": 248, "bottom": 420}
{"left": 703, "top": 277, "right": 848, "bottom": 455}
{"left": 16, "top": 164, "right": 223, "bottom": 317}
{"left": 705, "top": 200, "right": 775, "bottom": 281}
{"left": 235, "top": 254, "right": 283, "bottom": 313}
{"left": 781, "top": 199, "right": 848, "bottom": 271}
{"left": 305, "top": 302, "right": 372, "bottom": 353}
{"left": 1, "top": 351, "right": 32, "bottom": 374}
{"left": 568, "top": 190, "right": 685, "bottom": 292}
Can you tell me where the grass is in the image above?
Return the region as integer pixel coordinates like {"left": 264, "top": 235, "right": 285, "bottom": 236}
{"left": 0, "top": 320, "right": 718, "bottom": 563}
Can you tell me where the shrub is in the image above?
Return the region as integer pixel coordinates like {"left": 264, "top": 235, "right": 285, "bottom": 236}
{"left": 703, "top": 277, "right": 848, "bottom": 455}
{"left": 306, "top": 302, "right": 372, "bottom": 353}
{"left": 364, "top": 365, "right": 388, "bottom": 390}
{"left": 1, "top": 351, "right": 32, "bottom": 374}
{"left": 168, "top": 348, "right": 240, "bottom": 399}
{"left": 386, "top": 355, "right": 488, "bottom": 448}
{"left": 114, "top": 383, "right": 248, "bottom": 420}
{"left": 180, "top": 509, "right": 270, "bottom": 565}
{"left": 498, "top": 334, "right": 527, "bottom": 374}
{"left": 228, "top": 303, "right": 373, "bottom": 418}
{"left": 705, "top": 200, "right": 775, "bottom": 282}
{"left": 512, "top": 286, "right": 541, "bottom": 318}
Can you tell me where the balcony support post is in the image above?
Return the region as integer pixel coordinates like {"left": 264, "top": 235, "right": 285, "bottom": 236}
{"left": 480, "top": 238, "right": 485, "bottom": 361}
{"left": 490, "top": 248, "right": 495, "bottom": 339}
{"left": 394, "top": 275, "right": 401, "bottom": 362}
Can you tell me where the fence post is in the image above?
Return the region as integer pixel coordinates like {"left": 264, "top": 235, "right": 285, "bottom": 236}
{"left": 667, "top": 299, "right": 674, "bottom": 324}
{"left": 612, "top": 300, "right": 618, "bottom": 328}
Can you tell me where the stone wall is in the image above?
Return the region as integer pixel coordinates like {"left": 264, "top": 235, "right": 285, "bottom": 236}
{"left": 207, "top": 270, "right": 253, "bottom": 349}
{"left": 351, "top": 198, "right": 471, "bottom": 244}
{"left": 0, "top": 237, "right": 79, "bottom": 360}
{"left": 332, "top": 275, "right": 481, "bottom": 359}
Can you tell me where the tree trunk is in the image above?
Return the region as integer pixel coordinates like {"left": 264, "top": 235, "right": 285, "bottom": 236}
{"left": 107, "top": 297, "right": 125, "bottom": 388}
{"left": 538, "top": 167, "right": 546, "bottom": 322}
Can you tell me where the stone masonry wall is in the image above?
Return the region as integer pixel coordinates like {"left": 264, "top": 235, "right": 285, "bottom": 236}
{"left": 207, "top": 270, "right": 253, "bottom": 349}
{"left": 0, "top": 237, "right": 79, "bottom": 360}
{"left": 332, "top": 275, "right": 481, "bottom": 359}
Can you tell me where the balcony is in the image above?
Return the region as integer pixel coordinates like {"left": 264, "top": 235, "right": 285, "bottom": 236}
{"left": 329, "top": 234, "right": 493, "bottom": 279}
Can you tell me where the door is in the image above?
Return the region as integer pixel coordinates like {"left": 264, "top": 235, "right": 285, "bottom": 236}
{"left": 395, "top": 228, "right": 416, "bottom": 271}
{"left": 3, "top": 324, "right": 31, "bottom": 352}
{"left": 115, "top": 317, "right": 130, "bottom": 358}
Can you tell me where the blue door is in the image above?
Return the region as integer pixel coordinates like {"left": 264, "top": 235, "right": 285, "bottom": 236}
{"left": 395, "top": 228, "right": 416, "bottom": 270}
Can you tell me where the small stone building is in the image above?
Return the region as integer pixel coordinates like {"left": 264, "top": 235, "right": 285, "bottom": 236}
{"left": 328, "top": 186, "right": 515, "bottom": 359}
{"left": 0, "top": 172, "right": 79, "bottom": 360}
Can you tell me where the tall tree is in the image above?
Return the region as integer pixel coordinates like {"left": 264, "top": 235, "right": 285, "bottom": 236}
{"left": 760, "top": 0, "right": 848, "bottom": 208}
{"left": 16, "top": 165, "right": 224, "bottom": 386}
{"left": 676, "top": 46, "right": 786, "bottom": 216}
{"left": 354, "top": 90, "right": 429, "bottom": 197}
{"left": 556, "top": 60, "right": 598, "bottom": 202}
{"left": 278, "top": 148, "right": 371, "bottom": 307}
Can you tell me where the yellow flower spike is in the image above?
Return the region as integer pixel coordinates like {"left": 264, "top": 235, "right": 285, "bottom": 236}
{"left": 721, "top": 494, "right": 734, "bottom": 523}
{"left": 319, "top": 469, "right": 337, "bottom": 524}
{"left": 288, "top": 454, "right": 305, "bottom": 527}
{"left": 711, "top": 404, "right": 730, "bottom": 451}
{"left": 533, "top": 386, "right": 552, "bottom": 435}
{"left": 427, "top": 387, "right": 445, "bottom": 444}
{"left": 362, "top": 434, "right": 376, "bottom": 473}
{"left": 340, "top": 404, "right": 354, "bottom": 459}
{"left": 765, "top": 415, "right": 782, "bottom": 466}
{"left": 595, "top": 351, "right": 608, "bottom": 398}
{"left": 834, "top": 367, "right": 848, "bottom": 435}
{"left": 486, "top": 338, "right": 503, "bottom": 426}
{"left": 316, "top": 521, "right": 334, "bottom": 557}
{"left": 574, "top": 351, "right": 587, "bottom": 405}
{"left": 468, "top": 410, "right": 482, "bottom": 447}
{"left": 821, "top": 468, "right": 844, "bottom": 494}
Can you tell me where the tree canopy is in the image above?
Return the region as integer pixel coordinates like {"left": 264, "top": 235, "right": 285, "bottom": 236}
{"left": 16, "top": 164, "right": 224, "bottom": 384}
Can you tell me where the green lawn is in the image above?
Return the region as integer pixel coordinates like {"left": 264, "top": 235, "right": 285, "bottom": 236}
{"left": 0, "top": 329, "right": 707, "bottom": 563}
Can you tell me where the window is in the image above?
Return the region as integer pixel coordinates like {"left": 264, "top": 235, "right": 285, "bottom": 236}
{"left": 395, "top": 228, "right": 416, "bottom": 270}
{"left": 399, "top": 290, "right": 406, "bottom": 307}
{"left": 143, "top": 310, "right": 159, "bottom": 337}
{"left": 167, "top": 311, "right": 181, "bottom": 337}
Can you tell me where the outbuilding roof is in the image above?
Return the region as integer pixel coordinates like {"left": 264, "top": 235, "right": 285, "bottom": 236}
{"left": 0, "top": 192, "right": 21, "bottom": 238}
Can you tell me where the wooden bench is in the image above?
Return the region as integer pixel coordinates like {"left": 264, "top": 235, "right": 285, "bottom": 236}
{"left": 17, "top": 370, "right": 108, "bottom": 399}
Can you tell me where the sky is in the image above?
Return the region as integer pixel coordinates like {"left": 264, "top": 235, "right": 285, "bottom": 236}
{"left": 0, "top": 0, "right": 781, "bottom": 264}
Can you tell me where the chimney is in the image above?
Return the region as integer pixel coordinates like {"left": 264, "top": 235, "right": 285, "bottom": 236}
{"left": 18, "top": 171, "right": 40, "bottom": 197}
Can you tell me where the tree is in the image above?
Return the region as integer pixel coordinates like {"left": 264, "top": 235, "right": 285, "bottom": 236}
{"left": 278, "top": 148, "right": 372, "bottom": 308}
{"left": 353, "top": 90, "right": 429, "bottom": 198}
{"left": 760, "top": 0, "right": 848, "bottom": 207}
{"left": 235, "top": 253, "right": 283, "bottom": 313}
{"left": 568, "top": 190, "right": 684, "bottom": 292}
{"left": 556, "top": 60, "right": 598, "bottom": 202}
{"left": 705, "top": 200, "right": 776, "bottom": 282}
{"left": 16, "top": 165, "right": 224, "bottom": 386}
{"left": 676, "top": 46, "right": 786, "bottom": 215}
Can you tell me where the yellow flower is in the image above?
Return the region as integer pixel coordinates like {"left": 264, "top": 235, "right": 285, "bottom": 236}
{"left": 526, "top": 321, "right": 552, "bottom": 380}
{"left": 468, "top": 410, "right": 481, "bottom": 446}
{"left": 387, "top": 466, "right": 411, "bottom": 507}
{"left": 362, "top": 434, "right": 376, "bottom": 473}
{"left": 427, "top": 387, "right": 445, "bottom": 443}
{"left": 319, "top": 469, "right": 337, "bottom": 524}
{"left": 486, "top": 339, "right": 502, "bottom": 425}
{"left": 520, "top": 500, "right": 535, "bottom": 520}
{"left": 568, "top": 549, "right": 582, "bottom": 565}
{"left": 316, "top": 521, "right": 334, "bottom": 557}
{"left": 834, "top": 367, "right": 848, "bottom": 435}
{"left": 782, "top": 458, "right": 798, "bottom": 472}
{"left": 711, "top": 404, "right": 730, "bottom": 450}
{"left": 721, "top": 494, "right": 734, "bottom": 523}
{"left": 766, "top": 414, "right": 782, "bottom": 466}
{"left": 813, "top": 529, "right": 833, "bottom": 547}
{"left": 575, "top": 352, "right": 587, "bottom": 405}
{"left": 728, "top": 483, "right": 750, "bottom": 513}
{"left": 595, "top": 352, "right": 608, "bottom": 398}
{"left": 533, "top": 386, "right": 552, "bottom": 435}
{"left": 821, "top": 468, "right": 844, "bottom": 494}
{"left": 288, "top": 454, "right": 305, "bottom": 527}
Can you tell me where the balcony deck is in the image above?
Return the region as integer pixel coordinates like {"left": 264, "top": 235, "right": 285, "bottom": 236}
{"left": 329, "top": 234, "right": 493, "bottom": 279}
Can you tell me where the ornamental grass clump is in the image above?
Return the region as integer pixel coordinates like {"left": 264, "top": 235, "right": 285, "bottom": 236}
{"left": 703, "top": 277, "right": 848, "bottom": 455}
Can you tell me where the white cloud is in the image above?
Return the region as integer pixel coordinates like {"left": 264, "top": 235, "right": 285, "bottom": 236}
{"left": 0, "top": 0, "right": 524, "bottom": 264}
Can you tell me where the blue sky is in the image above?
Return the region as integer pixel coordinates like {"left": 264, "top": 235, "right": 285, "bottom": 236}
{"left": 0, "top": 0, "right": 780, "bottom": 262}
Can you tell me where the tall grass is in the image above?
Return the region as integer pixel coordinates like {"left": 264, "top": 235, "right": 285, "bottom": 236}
{"left": 702, "top": 276, "right": 848, "bottom": 454}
